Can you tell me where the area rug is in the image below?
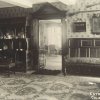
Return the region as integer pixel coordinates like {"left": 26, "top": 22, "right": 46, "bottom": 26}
{"left": 0, "top": 73, "right": 99, "bottom": 100}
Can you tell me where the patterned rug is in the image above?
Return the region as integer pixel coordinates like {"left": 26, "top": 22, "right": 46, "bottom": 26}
{"left": 0, "top": 73, "right": 99, "bottom": 100}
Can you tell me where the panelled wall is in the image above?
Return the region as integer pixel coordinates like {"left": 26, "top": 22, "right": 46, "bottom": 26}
{"left": 66, "top": 0, "right": 100, "bottom": 58}
{"left": 68, "top": 38, "right": 100, "bottom": 58}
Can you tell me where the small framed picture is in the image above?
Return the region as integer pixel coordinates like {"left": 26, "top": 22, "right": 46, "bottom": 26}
{"left": 73, "top": 22, "right": 86, "bottom": 32}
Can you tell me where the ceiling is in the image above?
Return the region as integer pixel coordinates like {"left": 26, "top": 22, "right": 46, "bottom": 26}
{"left": 0, "top": 0, "right": 14, "bottom": 8}
{"left": 0, "top": 0, "right": 77, "bottom": 8}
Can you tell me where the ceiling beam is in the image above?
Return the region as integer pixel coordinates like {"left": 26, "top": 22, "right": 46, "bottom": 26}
{"left": 0, "top": 0, "right": 32, "bottom": 8}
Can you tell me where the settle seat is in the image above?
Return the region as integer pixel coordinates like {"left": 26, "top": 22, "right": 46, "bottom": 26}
{"left": 64, "top": 57, "right": 100, "bottom": 75}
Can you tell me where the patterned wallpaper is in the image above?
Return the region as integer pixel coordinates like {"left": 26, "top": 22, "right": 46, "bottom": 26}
{"left": 67, "top": 0, "right": 100, "bottom": 38}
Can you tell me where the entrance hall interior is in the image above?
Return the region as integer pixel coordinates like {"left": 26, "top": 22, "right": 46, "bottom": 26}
{"left": 39, "top": 19, "right": 62, "bottom": 70}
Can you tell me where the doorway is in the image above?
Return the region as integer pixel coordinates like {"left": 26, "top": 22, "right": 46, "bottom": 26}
{"left": 39, "top": 19, "right": 62, "bottom": 70}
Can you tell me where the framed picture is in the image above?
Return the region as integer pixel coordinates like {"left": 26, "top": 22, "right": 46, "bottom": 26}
{"left": 92, "top": 17, "right": 100, "bottom": 34}
{"left": 73, "top": 22, "right": 86, "bottom": 32}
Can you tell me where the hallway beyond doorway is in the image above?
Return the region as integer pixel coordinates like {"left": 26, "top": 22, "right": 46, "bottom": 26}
{"left": 45, "top": 55, "right": 62, "bottom": 70}
{"left": 39, "top": 19, "right": 62, "bottom": 71}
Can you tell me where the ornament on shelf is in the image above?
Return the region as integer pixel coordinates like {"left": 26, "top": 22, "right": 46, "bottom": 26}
{"left": 17, "top": 28, "right": 25, "bottom": 38}
{"left": 6, "top": 30, "right": 15, "bottom": 39}
{"left": 0, "top": 30, "right": 3, "bottom": 39}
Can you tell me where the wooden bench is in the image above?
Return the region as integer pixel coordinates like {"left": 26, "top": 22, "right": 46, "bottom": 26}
{"left": 64, "top": 57, "right": 100, "bottom": 75}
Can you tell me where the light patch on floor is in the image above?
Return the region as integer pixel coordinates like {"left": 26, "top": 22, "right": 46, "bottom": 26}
{"left": 45, "top": 55, "right": 62, "bottom": 70}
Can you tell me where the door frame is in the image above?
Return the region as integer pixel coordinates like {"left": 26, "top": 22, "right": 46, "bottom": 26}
{"left": 39, "top": 19, "right": 62, "bottom": 70}
{"left": 31, "top": 3, "right": 67, "bottom": 73}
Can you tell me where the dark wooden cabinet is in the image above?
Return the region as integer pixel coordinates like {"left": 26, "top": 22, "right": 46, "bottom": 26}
{"left": 0, "top": 17, "right": 31, "bottom": 72}
{"left": 0, "top": 39, "right": 28, "bottom": 72}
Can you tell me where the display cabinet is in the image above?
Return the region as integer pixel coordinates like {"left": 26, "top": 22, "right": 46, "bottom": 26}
{"left": 0, "top": 17, "right": 31, "bottom": 72}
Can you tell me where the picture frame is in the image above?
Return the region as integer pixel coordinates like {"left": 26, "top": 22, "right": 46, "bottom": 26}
{"left": 92, "top": 17, "right": 100, "bottom": 34}
{"left": 73, "top": 22, "right": 86, "bottom": 32}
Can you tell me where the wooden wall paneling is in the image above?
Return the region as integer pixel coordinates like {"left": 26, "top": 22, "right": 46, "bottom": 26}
{"left": 26, "top": 38, "right": 32, "bottom": 71}
{"left": 31, "top": 19, "right": 39, "bottom": 70}
{"left": 90, "top": 48, "right": 96, "bottom": 57}
{"left": 80, "top": 48, "right": 88, "bottom": 57}
{"left": 78, "top": 48, "right": 80, "bottom": 57}
{"left": 70, "top": 48, "right": 78, "bottom": 57}
{"left": 96, "top": 48, "right": 100, "bottom": 58}
{"left": 25, "top": 15, "right": 33, "bottom": 38}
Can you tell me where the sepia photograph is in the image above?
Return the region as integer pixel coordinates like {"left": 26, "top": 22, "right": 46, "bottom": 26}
{"left": 0, "top": 0, "right": 99, "bottom": 99}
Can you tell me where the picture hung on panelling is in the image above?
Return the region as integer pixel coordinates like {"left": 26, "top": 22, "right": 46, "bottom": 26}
{"left": 92, "top": 14, "right": 100, "bottom": 34}
{"left": 73, "top": 22, "right": 86, "bottom": 32}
